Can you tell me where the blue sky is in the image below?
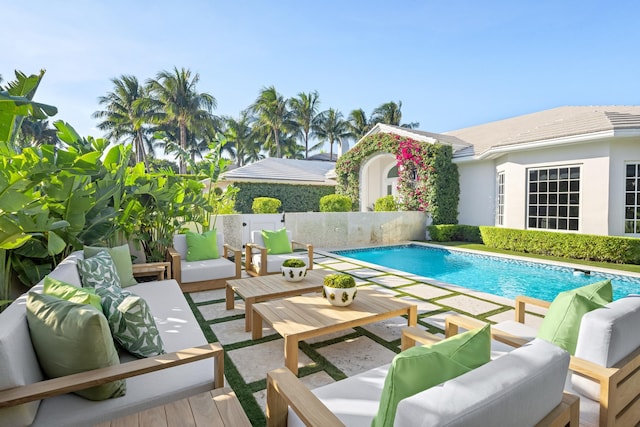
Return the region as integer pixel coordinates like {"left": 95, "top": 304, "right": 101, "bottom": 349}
{"left": 3, "top": 1, "right": 639, "bottom": 153}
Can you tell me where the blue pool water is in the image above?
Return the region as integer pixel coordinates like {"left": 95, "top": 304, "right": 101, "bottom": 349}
{"left": 333, "top": 245, "right": 640, "bottom": 301}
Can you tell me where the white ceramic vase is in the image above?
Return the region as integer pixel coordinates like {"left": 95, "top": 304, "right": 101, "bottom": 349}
{"left": 323, "top": 285, "right": 357, "bottom": 306}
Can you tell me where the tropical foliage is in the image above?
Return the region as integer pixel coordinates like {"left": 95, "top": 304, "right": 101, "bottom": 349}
{"left": 335, "top": 133, "right": 459, "bottom": 223}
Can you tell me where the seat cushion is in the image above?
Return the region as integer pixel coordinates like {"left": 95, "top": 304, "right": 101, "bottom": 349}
{"left": 252, "top": 252, "right": 309, "bottom": 274}
{"left": 572, "top": 295, "right": 640, "bottom": 400}
{"left": 180, "top": 257, "right": 237, "bottom": 283}
{"left": 25, "top": 292, "right": 126, "bottom": 401}
{"left": 394, "top": 339, "right": 570, "bottom": 427}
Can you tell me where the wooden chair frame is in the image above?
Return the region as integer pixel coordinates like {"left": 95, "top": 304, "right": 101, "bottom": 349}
{"left": 445, "top": 295, "right": 640, "bottom": 427}
{"left": 266, "top": 327, "right": 579, "bottom": 427}
{"left": 245, "top": 240, "right": 313, "bottom": 277}
{"left": 168, "top": 243, "right": 242, "bottom": 292}
{"left": 0, "top": 343, "right": 224, "bottom": 409}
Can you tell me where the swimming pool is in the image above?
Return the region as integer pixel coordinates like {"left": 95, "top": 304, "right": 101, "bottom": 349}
{"left": 332, "top": 244, "right": 640, "bottom": 301}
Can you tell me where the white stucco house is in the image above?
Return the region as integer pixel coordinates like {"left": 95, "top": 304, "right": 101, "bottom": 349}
{"left": 356, "top": 106, "right": 640, "bottom": 237}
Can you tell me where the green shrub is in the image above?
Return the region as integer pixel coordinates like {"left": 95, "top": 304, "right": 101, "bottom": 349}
{"left": 320, "top": 194, "right": 352, "bottom": 212}
{"left": 252, "top": 197, "right": 281, "bottom": 213}
{"left": 282, "top": 258, "right": 306, "bottom": 268}
{"left": 479, "top": 226, "right": 640, "bottom": 264}
{"left": 323, "top": 273, "right": 356, "bottom": 288}
{"left": 234, "top": 182, "right": 334, "bottom": 213}
{"left": 374, "top": 195, "right": 398, "bottom": 212}
{"left": 428, "top": 224, "right": 482, "bottom": 243}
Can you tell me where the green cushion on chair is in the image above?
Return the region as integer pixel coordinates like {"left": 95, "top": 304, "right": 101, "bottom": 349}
{"left": 185, "top": 230, "right": 219, "bottom": 261}
{"left": 43, "top": 276, "right": 102, "bottom": 312}
{"left": 537, "top": 279, "right": 612, "bottom": 354}
{"left": 261, "top": 228, "right": 292, "bottom": 255}
{"left": 372, "top": 324, "right": 491, "bottom": 427}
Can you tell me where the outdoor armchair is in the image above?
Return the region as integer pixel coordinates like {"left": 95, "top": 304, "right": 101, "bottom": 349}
{"left": 245, "top": 229, "right": 313, "bottom": 277}
{"left": 266, "top": 327, "right": 579, "bottom": 427}
{"left": 445, "top": 294, "right": 640, "bottom": 427}
{"left": 168, "top": 232, "right": 242, "bottom": 292}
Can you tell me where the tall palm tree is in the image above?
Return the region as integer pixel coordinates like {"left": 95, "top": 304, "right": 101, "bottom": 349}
{"left": 288, "top": 90, "right": 320, "bottom": 159}
{"left": 250, "top": 86, "right": 291, "bottom": 158}
{"left": 17, "top": 118, "right": 59, "bottom": 148}
{"left": 146, "top": 67, "right": 217, "bottom": 173}
{"left": 371, "top": 100, "right": 419, "bottom": 129}
{"left": 347, "top": 108, "right": 372, "bottom": 140}
{"left": 223, "top": 110, "right": 259, "bottom": 167}
{"left": 314, "top": 108, "right": 350, "bottom": 161}
{"left": 93, "top": 75, "right": 155, "bottom": 166}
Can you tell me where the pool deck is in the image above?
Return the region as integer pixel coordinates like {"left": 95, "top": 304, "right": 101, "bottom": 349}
{"left": 186, "top": 243, "right": 605, "bottom": 427}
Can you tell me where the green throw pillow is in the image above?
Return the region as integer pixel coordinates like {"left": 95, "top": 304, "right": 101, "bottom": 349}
{"left": 261, "top": 228, "right": 292, "bottom": 255}
{"left": 537, "top": 280, "right": 612, "bottom": 354}
{"left": 94, "top": 282, "right": 165, "bottom": 358}
{"left": 84, "top": 244, "right": 137, "bottom": 287}
{"left": 43, "top": 276, "right": 102, "bottom": 312}
{"left": 185, "top": 230, "right": 219, "bottom": 261}
{"left": 77, "top": 250, "right": 122, "bottom": 289}
{"left": 25, "top": 292, "right": 126, "bottom": 401}
{"left": 372, "top": 324, "right": 491, "bottom": 427}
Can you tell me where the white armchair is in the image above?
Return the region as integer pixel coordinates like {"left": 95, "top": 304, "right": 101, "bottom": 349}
{"left": 245, "top": 230, "right": 313, "bottom": 277}
{"left": 168, "top": 232, "right": 241, "bottom": 292}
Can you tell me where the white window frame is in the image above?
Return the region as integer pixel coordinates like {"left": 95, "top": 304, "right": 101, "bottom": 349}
{"left": 496, "top": 171, "right": 505, "bottom": 226}
{"left": 526, "top": 165, "right": 581, "bottom": 231}
{"left": 624, "top": 162, "right": 640, "bottom": 235}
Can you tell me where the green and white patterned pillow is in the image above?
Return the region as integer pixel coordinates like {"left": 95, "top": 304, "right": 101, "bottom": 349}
{"left": 77, "top": 250, "right": 122, "bottom": 289}
{"left": 94, "top": 283, "right": 165, "bottom": 358}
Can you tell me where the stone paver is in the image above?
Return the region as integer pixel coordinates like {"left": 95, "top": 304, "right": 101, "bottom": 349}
{"left": 228, "top": 339, "right": 313, "bottom": 383}
{"left": 189, "top": 288, "right": 227, "bottom": 303}
{"left": 436, "top": 294, "right": 502, "bottom": 316}
{"left": 210, "top": 318, "right": 275, "bottom": 345}
{"left": 197, "top": 300, "right": 244, "bottom": 321}
{"left": 316, "top": 335, "right": 397, "bottom": 377}
{"left": 420, "top": 310, "right": 478, "bottom": 331}
{"left": 359, "top": 316, "right": 414, "bottom": 342}
{"left": 368, "top": 275, "right": 415, "bottom": 288}
{"left": 323, "top": 261, "right": 361, "bottom": 271}
{"left": 400, "top": 283, "right": 453, "bottom": 300}
{"left": 303, "top": 328, "right": 357, "bottom": 345}
{"left": 394, "top": 295, "right": 441, "bottom": 314}
{"left": 348, "top": 268, "right": 386, "bottom": 279}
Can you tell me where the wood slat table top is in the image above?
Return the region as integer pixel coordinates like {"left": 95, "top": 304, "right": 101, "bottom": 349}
{"left": 94, "top": 388, "right": 250, "bottom": 427}
{"left": 227, "top": 268, "right": 329, "bottom": 299}
{"left": 253, "top": 288, "right": 415, "bottom": 337}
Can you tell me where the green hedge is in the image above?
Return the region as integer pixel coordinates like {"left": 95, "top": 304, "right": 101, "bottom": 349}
{"left": 252, "top": 197, "right": 281, "bottom": 213}
{"left": 320, "top": 194, "right": 352, "bottom": 212}
{"left": 480, "top": 226, "right": 640, "bottom": 264}
{"left": 233, "top": 182, "right": 335, "bottom": 213}
{"left": 374, "top": 195, "right": 398, "bottom": 212}
{"left": 428, "top": 224, "right": 482, "bottom": 243}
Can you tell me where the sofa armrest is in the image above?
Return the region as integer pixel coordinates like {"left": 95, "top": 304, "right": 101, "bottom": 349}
{"left": 445, "top": 316, "right": 531, "bottom": 348}
{"left": 515, "top": 295, "right": 550, "bottom": 323}
{"left": 0, "top": 343, "right": 224, "bottom": 409}
{"left": 245, "top": 243, "right": 268, "bottom": 276}
{"left": 400, "top": 326, "right": 441, "bottom": 350}
{"left": 223, "top": 243, "right": 242, "bottom": 279}
{"left": 167, "top": 247, "right": 181, "bottom": 284}
{"left": 266, "top": 368, "right": 345, "bottom": 427}
{"left": 291, "top": 241, "right": 314, "bottom": 270}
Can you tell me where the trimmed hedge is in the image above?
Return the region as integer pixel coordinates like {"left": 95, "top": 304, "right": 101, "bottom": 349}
{"left": 252, "top": 197, "right": 281, "bottom": 213}
{"left": 428, "top": 224, "right": 482, "bottom": 243}
{"left": 480, "top": 226, "right": 640, "bottom": 264}
{"left": 320, "top": 194, "right": 352, "bottom": 212}
{"left": 233, "top": 182, "right": 335, "bottom": 213}
{"left": 374, "top": 195, "right": 398, "bottom": 212}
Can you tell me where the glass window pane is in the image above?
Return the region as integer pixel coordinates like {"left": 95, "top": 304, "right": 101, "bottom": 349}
{"left": 539, "top": 194, "right": 547, "bottom": 204}
{"left": 529, "top": 194, "right": 537, "bottom": 204}
{"left": 539, "top": 206, "right": 548, "bottom": 216}
{"left": 529, "top": 218, "right": 537, "bottom": 228}
{"left": 529, "top": 206, "right": 537, "bottom": 216}
{"left": 549, "top": 194, "right": 557, "bottom": 204}
{"left": 549, "top": 218, "right": 557, "bottom": 229}
{"left": 559, "top": 219, "right": 568, "bottom": 229}
{"left": 627, "top": 207, "right": 636, "bottom": 219}
{"left": 570, "top": 194, "right": 579, "bottom": 204}
{"left": 559, "top": 206, "right": 568, "bottom": 217}
{"left": 539, "top": 182, "right": 548, "bottom": 192}
{"left": 570, "top": 181, "right": 579, "bottom": 192}
{"left": 570, "top": 167, "right": 580, "bottom": 179}
{"left": 529, "top": 170, "right": 538, "bottom": 181}
{"left": 625, "top": 221, "right": 635, "bottom": 233}
{"left": 627, "top": 179, "right": 636, "bottom": 191}
{"left": 549, "top": 182, "right": 558, "bottom": 192}
{"left": 569, "top": 206, "right": 579, "bottom": 217}
{"left": 627, "top": 193, "right": 636, "bottom": 205}
{"left": 627, "top": 164, "right": 637, "bottom": 177}
{"left": 549, "top": 169, "right": 558, "bottom": 180}
{"left": 569, "top": 219, "right": 579, "bottom": 230}
{"left": 539, "top": 170, "right": 548, "bottom": 181}
{"left": 529, "top": 183, "right": 538, "bottom": 192}
{"left": 559, "top": 168, "right": 569, "bottom": 179}
{"left": 559, "top": 194, "right": 568, "bottom": 204}
{"left": 549, "top": 206, "right": 557, "bottom": 216}
{"left": 559, "top": 181, "right": 568, "bottom": 192}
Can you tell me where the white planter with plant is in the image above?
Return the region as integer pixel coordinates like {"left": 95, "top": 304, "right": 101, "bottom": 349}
{"left": 322, "top": 274, "right": 357, "bottom": 306}
{"left": 281, "top": 258, "right": 307, "bottom": 282}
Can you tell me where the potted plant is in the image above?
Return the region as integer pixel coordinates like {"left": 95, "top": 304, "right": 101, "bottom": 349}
{"left": 281, "top": 258, "right": 307, "bottom": 282}
{"left": 322, "top": 274, "right": 357, "bottom": 306}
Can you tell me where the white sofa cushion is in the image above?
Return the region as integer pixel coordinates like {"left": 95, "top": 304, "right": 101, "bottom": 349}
{"left": 572, "top": 295, "right": 640, "bottom": 400}
{"left": 252, "top": 252, "right": 309, "bottom": 274}
{"left": 180, "top": 258, "right": 237, "bottom": 283}
{"left": 289, "top": 339, "right": 569, "bottom": 427}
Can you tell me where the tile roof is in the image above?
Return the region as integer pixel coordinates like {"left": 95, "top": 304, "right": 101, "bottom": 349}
{"left": 220, "top": 157, "right": 336, "bottom": 185}
{"left": 445, "top": 106, "right": 640, "bottom": 158}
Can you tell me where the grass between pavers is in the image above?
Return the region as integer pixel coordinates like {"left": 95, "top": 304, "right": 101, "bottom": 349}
{"left": 434, "top": 241, "right": 640, "bottom": 274}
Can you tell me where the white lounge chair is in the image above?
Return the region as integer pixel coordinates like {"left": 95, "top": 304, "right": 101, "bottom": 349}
{"left": 245, "top": 230, "right": 313, "bottom": 277}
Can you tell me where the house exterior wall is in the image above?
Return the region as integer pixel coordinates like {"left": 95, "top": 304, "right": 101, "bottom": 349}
{"left": 360, "top": 153, "right": 395, "bottom": 211}
{"left": 456, "top": 159, "right": 497, "bottom": 226}
{"left": 609, "top": 137, "right": 640, "bottom": 236}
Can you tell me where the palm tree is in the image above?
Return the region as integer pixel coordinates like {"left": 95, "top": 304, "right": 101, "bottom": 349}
{"left": 314, "top": 108, "right": 350, "bottom": 161}
{"left": 371, "top": 100, "right": 420, "bottom": 129}
{"left": 93, "top": 75, "right": 155, "bottom": 166}
{"left": 250, "top": 86, "right": 291, "bottom": 158}
{"left": 288, "top": 91, "right": 320, "bottom": 159}
{"left": 347, "top": 108, "right": 372, "bottom": 140}
{"left": 223, "top": 110, "right": 259, "bottom": 167}
{"left": 146, "top": 67, "right": 217, "bottom": 173}
{"left": 17, "top": 118, "right": 59, "bottom": 148}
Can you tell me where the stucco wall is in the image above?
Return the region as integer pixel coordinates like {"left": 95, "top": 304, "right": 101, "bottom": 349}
{"left": 609, "top": 137, "right": 640, "bottom": 236}
{"left": 218, "top": 211, "right": 429, "bottom": 249}
{"left": 456, "top": 159, "right": 497, "bottom": 226}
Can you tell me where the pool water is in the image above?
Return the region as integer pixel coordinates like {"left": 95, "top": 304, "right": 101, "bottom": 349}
{"left": 333, "top": 245, "right": 640, "bottom": 301}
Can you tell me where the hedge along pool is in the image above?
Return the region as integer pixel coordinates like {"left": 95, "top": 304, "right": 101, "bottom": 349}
{"left": 332, "top": 244, "right": 640, "bottom": 301}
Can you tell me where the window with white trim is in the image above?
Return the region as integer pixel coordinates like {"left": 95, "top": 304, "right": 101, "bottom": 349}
{"left": 496, "top": 172, "right": 505, "bottom": 226}
{"left": 527, "top": 166, "right": 580, "bottom": 231}
{"left": 625, "top": 163, "right": 640, "bottom": 234}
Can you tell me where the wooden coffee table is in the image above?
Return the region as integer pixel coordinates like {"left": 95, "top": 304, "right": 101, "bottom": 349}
{"left": 226, "top": 269, "right": 330, "bottom": 331}
{"left": 94, "top": 387, "right": 251, "bottom": 426}
{"left": 252, "top": 288, "right": 418, "bottom": 375}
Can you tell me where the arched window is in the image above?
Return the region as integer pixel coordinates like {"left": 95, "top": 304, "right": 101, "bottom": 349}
{"left": 387, "top": 165, "right": 399, "bottom": 178}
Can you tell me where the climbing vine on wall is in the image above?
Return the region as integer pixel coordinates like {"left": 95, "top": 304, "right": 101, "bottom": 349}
{"left": 335, "top": 132, "right": 460, "bottom": 224}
